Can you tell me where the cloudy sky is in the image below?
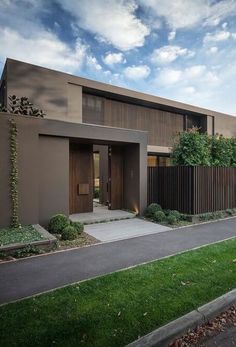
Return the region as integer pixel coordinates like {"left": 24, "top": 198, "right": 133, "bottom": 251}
{"left": 1, "top": 0, "right": 236, "bottom": 116}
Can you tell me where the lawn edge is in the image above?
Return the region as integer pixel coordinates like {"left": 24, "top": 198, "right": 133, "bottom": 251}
{"left": 0, "top": 235, "right": 235, "bottom": 307}
{"left": 126, "top": 289, "right": 236, "bottom": 347}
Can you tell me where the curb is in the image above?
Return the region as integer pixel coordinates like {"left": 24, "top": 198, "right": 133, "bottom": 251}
{"left": 126, "top": 289, "right": 236, "bottom": 347}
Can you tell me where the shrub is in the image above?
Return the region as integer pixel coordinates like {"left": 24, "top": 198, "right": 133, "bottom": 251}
{"left": 145, "top": 203, "right": 162, "bottom": 218}
{"left": 168, "top": 210, "right": 181, "bottom": 221}
{"left": 153, "top": 210, "right": 166, "bottom": 222}
{"left": 211, "top": 135, "right": 233, "bottom": 167}
{"left": 48, "top": 214, "right": 70, "bottom": 233}
{"left": 61, "top": 225, "right": 78, "bottom": 240}
{"left": 171, "top": 128, "right": 211, "bottom": 166}
{"left": 94, "top": 188, "right": 100, "bottom": 199}
{"left": 167, "top": 214, "right": 177, "bottom": 225}
{"left": 225, "top": 209, "right": 234, "bottom": 216}
{"left": 71, "top": 221, "right": 84, "bottom": 234}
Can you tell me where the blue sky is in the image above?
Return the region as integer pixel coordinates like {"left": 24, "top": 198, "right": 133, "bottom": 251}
{"left": 0, "top": 0, "right": 236, "bottom": 116}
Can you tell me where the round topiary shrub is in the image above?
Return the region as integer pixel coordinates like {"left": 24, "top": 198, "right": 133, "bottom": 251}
{"left": 168, "top": 210, "right": 181, "bottom": 221}
{"left": 167, "top": 214, "right": 177, "bottom": 225}
{"left": 153, "top": 210, "right": 166, "bottom": 222}
{"left": 61, "top": 225, "right": 78, "bottom": 240}
{"left": 145, "top": 203, "right": 162, "bottom": 218}
{"left": 71, "top": 221, "right": 84, "bottom": 234}
{"left": 48, "top": 214, "right": 70, "bottom": 233}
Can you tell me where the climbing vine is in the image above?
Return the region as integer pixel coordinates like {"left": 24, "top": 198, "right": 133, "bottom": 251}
{"left": 9, "top": 119, "right": 21, "bottom": 228}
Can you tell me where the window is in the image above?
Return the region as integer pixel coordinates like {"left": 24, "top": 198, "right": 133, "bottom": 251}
{"left": 148, "top": 156, "right": 158, "bottom": 167}
{"left": 148, "top": 155, "right": 171, "bottom": 167}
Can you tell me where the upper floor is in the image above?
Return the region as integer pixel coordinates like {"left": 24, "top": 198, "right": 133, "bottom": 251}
{"left": 1, "top": 58, "right": 236, "bottom": 153}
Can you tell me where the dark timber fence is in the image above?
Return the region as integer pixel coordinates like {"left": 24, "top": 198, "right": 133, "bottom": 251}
{"left": 148, "top": 167, "right": 236, "bottom": 214}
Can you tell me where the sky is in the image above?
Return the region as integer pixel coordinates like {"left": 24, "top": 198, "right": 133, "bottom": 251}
{"left": 0, "top": 0, "right": 236, "bottom": 116}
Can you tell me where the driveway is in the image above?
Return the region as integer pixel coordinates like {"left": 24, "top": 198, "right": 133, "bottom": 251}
{"left": 0, "top": 217, "right": 236, "bottom": 305}
{"left": 85, "top": 218, "right": 171, "bottom": 242}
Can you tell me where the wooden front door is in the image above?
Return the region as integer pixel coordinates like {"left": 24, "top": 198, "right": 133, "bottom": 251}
{"left": 69, "top": 144, "right": 93, "bottom": 214}
{"left": 108, "top": 146, "right": 124, "bottom": 209}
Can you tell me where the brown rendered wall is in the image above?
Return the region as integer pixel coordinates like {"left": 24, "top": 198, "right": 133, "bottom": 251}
{"left": 39, "top": 136, "right": 69, "bottom": 226}
{"left": 0, "top": 115, "right": 39, "bottom": 227}
{"left": 0, "top": 113, "right": 147, "bottom": 227}
{"left": 3, "top": 59, "right": 235, "bottom": 150}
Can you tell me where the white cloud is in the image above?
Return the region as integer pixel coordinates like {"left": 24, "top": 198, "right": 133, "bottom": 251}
{"left": 57, "top": 0, "right": 150, "bottom": 51}
{"left": 203, "top": 30, "right": 231, "bottom": 43}
{"left": 185, "top": 65, "right": 206, "bottom": 78}
{"left": 168, "top": 31, "right": 176, "bottom": 41}
{"left": 183, "top": 86, "right": 196, "bottom": 94}
{"left": 151, "top": 45, "right": 194, "bottom": 65}
{"left": 103, "top": 52, "right": 125, "bottom": 66}
{"left": 87, "top": 56, "right": 102, "bottom": 71}
{"left": 207, "top": 46, "right": 218, "bottom": 54}
{"left": 156, "top": 64, "right": 220, "bottom": 87}
{"left": 0, "top": 27, "right": 87, "bottom": 73}
{"left": 157, "top": 68, "right": 182, "bottom": 85}
{"left": 124, "top": 65, "right": 150, "bottom": 80}
{"left": 139, "top": 0, "right": 236, "bottom": 29}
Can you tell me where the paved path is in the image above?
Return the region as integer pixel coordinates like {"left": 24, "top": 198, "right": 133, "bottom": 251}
{"left": 0, "top": 217, "right": 236, "bottom": 305}
{"left": 85, "top": 218, "right": 171, "bottom": 241}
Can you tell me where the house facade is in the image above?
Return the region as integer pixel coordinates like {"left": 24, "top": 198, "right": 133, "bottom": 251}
{"left": 0, "top": 59, "right": 236, "bottom": 227}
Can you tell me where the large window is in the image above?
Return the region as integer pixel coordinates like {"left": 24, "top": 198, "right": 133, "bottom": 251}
{"left": 148, "top": 155, "right": 171, "bottom": 167}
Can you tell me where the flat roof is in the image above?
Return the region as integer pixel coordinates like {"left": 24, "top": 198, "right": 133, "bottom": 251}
{"left": 3, "top": 58, "right": 236, "bottom": 119}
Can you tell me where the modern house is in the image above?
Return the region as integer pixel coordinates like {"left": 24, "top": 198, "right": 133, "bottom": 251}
{"left": 0, "top": 58, "right": 236, "bottom": 227}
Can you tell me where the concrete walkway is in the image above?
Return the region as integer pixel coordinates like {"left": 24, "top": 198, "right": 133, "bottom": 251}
{"left": 0, "top": 217, "right": 236, "bottom": 305}
{"left": 85, "top": 218, "right": 171, "bottom": 242}
{"left": 70, "top": 204, "right": 135, "bottom": 224}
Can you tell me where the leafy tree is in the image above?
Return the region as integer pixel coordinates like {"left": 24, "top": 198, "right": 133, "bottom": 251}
{"left": 211, "top": 134, "right": 233, "bottom": 167}
{"left": 1, "top": 95, "right": 45, "bottom": 117}
{"left": 231, "top": 137, "right": 236, "bottom": 167}
{"left": 171, "top": 127, "right": 211, "bottom": 166}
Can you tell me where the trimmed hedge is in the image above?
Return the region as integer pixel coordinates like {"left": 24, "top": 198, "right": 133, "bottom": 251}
{"left": 48, "top": 214, "right": 70, "bottom": 233}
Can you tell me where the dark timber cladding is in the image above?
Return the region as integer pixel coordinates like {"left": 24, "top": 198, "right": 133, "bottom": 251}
{"left": 148, "top": 167, "right": 236, "bottom": 214}
{"left": 83, "top": 93, "right": 185, "bottom": 147}
{"left": 69, "top": 144, "right": 93, "bottom": 214}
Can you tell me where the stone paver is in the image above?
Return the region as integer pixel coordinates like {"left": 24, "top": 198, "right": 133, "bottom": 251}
{"left": 85, "top": 218, "right": 171, "bottom": 242}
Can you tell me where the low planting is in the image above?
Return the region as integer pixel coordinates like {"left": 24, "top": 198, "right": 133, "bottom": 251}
{"left": 0, "top": 225, "right": 44, "bottom": 246}
{"left": 48, "top": 214, "right": 84, "bottom": 241}
{"left": 144, "top": 203, "right": 183, "bottom": 226}
{"left": 0, "top": 238, "right": 236, "bottom": 347}
{"left": 145, "top": 203, "right": 236, "bottom": 226}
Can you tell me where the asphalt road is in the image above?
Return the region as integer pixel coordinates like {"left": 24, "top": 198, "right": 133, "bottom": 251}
{"left": 0, "top": 217, "right": 236, "bottom": 305}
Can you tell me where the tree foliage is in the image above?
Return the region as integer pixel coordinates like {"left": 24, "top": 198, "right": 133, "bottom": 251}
{"left": 172, "top": 127, "right": 211, "bottom": 166}
{"left": 172, "top": 128, "right": 236, "bottom": 167}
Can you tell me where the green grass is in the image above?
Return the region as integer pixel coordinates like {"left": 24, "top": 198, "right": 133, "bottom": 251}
{"left": 0, "top": 225, "right": 44, "bottom": 246}
{"left": 0, "top": 239, "right": 236, "bottom": 347}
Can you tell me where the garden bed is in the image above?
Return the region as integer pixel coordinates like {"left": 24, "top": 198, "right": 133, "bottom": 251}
{"left": 58, "top": 231, "right": 99, "bottom": 250}
{"left": 0, "top": 237, "right": 236, "bottom": 347}
{"left": 0, "top": 225, "right": 43, "bottom": 246}
{"left": 144, "top": 203, "right": 236, "bottom": 228}
{"left": 0, "top": 224, "right": 57, "bottom": 259}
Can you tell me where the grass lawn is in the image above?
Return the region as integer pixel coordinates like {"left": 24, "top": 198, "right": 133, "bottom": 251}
{"left": 0, "top": 238, "right": 236, "bottom": 347}
{"left": 0, "top": 225, "right": 44, "bottom": 246}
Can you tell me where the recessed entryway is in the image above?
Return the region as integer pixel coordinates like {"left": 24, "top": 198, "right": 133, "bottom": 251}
{"left": 70, "top": 203, "right": 135, "bottom": 224}
{"left": 84, "top": 218, "right": 171, "bottom": 242}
